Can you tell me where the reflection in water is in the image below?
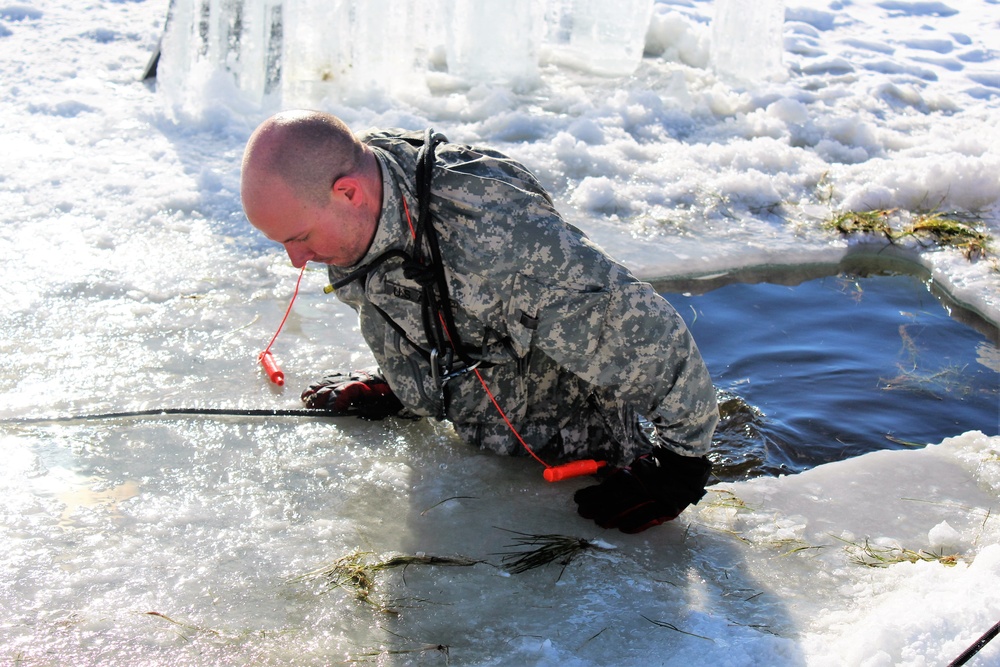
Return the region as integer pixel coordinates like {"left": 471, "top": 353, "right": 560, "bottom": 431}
{"left": 658, "top": 254, "right": 1000, "bottom": 483}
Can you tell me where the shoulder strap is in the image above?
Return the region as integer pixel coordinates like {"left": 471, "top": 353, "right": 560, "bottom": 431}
{"left": 413, "top": 130, "right": 479, "bottom": 368}
{"left": 412, "top": 129, "right": 445, "bottom": 253}
{"left": 327, "top": 130, "right": 480, "bottom": 374}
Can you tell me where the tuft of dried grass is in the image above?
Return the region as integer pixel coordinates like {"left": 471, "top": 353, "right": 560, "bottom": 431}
{"left": 908, "top": 212, "right": 992, "bottom": 259}
{"left": 289, "top": 550, "right": 480, "bottom": 613}
{"left": 824, "top": 208, "right": 993, "bottom": 260}
{"left": 833, "top": 536, "right": 963, "bottom": 568}
{"left": 825, "top": 209, "right": 896, "bottom": 238}
{"left": 494, "top": 528, "right": 615, "bottom": 578}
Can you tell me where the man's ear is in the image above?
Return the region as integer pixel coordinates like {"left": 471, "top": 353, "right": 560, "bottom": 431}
{"left": 332, "top": 176, "right": 363, "bottom": 206}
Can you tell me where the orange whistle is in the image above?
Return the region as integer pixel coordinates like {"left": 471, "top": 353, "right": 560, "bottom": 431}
{"left": 543, "top": 459, "right": 607, "bottom": 482}
{"left": 259, "top": 350, "right": 285, "bottom": 386}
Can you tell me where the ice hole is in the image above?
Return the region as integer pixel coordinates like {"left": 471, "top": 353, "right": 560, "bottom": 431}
{"left": 656, "top": 253, "right": 999, "bottom": 481}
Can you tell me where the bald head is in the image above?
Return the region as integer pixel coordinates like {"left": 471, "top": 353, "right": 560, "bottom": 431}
{"left": 241, "top": 111, "right": 383, "bottom": 268}
{"left": 242, "top": 110, "right": 367, "bottom": 207}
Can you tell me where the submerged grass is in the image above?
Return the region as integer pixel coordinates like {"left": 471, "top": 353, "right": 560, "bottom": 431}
{"left": 289, "top": 550, "right": 480, "bottom": 613}
{"left": 641, "top": 614, "right": 714, "bottom": 641}
{"left": 773, "top": 539, "right": 828, "bottom": 558}
{"left": 293, "top": 529, "right": 619, "bottom": 610}
{"left": 880, "top": 320, "right": 983, "bottom": 398}
{"left": 143, "top": 611, "right": 222, "bottom": 641}
{"left": 346, "top": 642, "right": 450, "bottom": 663}
{"left": 880, "top": 361, "right": 975, "bottom": 398}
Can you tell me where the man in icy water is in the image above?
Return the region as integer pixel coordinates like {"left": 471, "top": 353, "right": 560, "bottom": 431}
{"left": 241, "top": 110, "right": 718, "bottom": 533}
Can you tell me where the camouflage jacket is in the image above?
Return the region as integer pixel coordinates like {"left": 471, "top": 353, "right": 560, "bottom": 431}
{"left": 327, "top": 129, "right": 718, "bottom": 462}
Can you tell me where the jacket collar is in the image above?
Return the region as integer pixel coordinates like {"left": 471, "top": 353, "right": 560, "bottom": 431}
{"left": 328, "top": 147, "right": 416, "bottom": 281}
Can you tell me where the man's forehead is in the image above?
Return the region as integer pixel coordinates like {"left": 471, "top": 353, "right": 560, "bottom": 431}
{"left": 244, "top": 181, "right": 307, "bottom": 241}
{"left": 257, "top": 213, "right": 307, "bottom": 243}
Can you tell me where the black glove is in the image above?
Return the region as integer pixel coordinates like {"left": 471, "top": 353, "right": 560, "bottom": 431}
{"left": 574, "top": 448, "right": 712, "bottom": 533}
{"left": 300, "top": 370, "right": 405, "bottom": 420}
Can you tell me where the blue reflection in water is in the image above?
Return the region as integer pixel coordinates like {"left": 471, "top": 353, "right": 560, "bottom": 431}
{"left": 661, "top": 268, "right": 999, "bottom": 481}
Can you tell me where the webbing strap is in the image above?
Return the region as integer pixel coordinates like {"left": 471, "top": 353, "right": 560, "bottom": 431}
{"left": 412, "top": 130, "right": 478, "bottom": 369}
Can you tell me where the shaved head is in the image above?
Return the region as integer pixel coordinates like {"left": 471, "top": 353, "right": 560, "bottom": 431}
{"left": 240, "top": 111, "right": 383, "bottom": 268}
{"left": 242, "top": 110, "right": 366, "bottom": 207}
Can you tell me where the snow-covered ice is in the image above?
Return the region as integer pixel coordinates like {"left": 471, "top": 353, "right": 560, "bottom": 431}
{"left": 0, "top": 0, "right": 998, "bottom": 664}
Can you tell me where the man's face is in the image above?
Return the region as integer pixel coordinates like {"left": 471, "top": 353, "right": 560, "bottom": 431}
{"left": 244, "top": 175, "right": 371, "bottom": 269}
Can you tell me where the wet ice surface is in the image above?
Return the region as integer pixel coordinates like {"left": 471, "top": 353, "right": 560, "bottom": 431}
{"left": 5, "top": 418, "right": 999, "bottom": 665}
{"left": 1, "top": 0, "right": 999, "bottom": 664}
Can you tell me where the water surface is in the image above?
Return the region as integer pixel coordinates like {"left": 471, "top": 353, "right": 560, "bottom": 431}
{"left": 659, "top": 260, "right": 999, "bottom": 480}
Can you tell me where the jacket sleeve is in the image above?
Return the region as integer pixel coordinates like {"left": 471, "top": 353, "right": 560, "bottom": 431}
{"left": 507, "top": 259, "right": 718, "bottom": 457}
{"left": 433, "top": 147, "right": 718, "bottom": 457}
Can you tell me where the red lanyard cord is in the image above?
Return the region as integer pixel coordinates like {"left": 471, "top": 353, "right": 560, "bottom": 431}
{"left": 253, "top": 187, "right": 604, "bottom": 479}
{"left": 428, "top": 283, "right": 606, "bottom": 482}
{"left": 406, "top": 181, "right": 605, "bottom": 482}
{"left": 471, "top": 365, "right": 548, "bottom": 469}
{"left": 259, "top": 265, "right": 306, "bottom": 386}
{"left": 472, "top": 355, "right": 605, "bottom": 481}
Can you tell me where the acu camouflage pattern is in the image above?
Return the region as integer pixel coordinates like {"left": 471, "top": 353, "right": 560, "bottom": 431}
{"left": 327, "top": 129, "right": 718, "bottom": 466}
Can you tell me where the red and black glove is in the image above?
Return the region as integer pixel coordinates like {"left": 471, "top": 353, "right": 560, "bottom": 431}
{"left": 574, "top": 448, "right": 712, "bottom": 533}
{"left": 301, "top": 370, "right": 404, "bottom": 420}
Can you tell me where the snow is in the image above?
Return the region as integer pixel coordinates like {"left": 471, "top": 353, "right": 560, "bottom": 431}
{"left": 0, "top": 0, "right": 998, "bottom": 665}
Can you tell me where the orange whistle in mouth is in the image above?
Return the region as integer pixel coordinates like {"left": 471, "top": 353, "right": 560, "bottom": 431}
{"left": 259, "top": 350, "right": 285, "bottom": 386}
{"left": 543, "top": 459, "right": 607, "bottom": 482}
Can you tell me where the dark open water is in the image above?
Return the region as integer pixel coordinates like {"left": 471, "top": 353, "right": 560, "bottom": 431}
{"left": 658, "top": 256, "right": 1000, "bottom": 481}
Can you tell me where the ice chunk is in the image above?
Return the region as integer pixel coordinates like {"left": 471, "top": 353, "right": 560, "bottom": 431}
{"left": 543, "top": 0, "right": 654, "bottom": 76}
{"left": 161, "top": 0, "right": 434, "bottom": 108}
{"left": 280, "top": 0, "right": 351, "bottom": 106}
{"left": 927, "top": 520, "right": 962, "bottom": 551}
{"left": 443, "top": 0, "right": 542, "bottom": 87}
{"left": 711, "top": 0, "right": 786, "bottom": 83}
{"left": 349, "top": 0, "right": 432, "bottom": 92}
{"left": 232, "top": 0, "right": 285, "bottom": 103}
{"left": 160, "top": 0, "right": 287, "bottom": 108}
{"left": 159, "top": 0, "right": 658, "bottom": 106}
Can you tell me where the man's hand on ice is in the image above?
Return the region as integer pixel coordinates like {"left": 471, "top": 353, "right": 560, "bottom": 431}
{"left": 301, "top": 370, "right": 404, "bottom": 420}
{"left": 573, "top": 448, "right": 712, "bottom": 533}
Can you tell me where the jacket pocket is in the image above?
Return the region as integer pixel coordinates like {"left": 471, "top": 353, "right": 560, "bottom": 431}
{"left": 506, "top": 272, "right": 610, "bottom": 368}
{"left": 506, "top": 273, "right": 542, "bottom": 358}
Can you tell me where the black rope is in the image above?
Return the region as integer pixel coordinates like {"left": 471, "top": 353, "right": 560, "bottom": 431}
{"left": 413, "top": 129, "right": 450, "bottom": 361}
{"left": 5, "top": 407, "right": 348, "bottom": 425}
{"left": 414, "top": 129, "right": 477, "bottom": 369}
{"left": 328, "top": 249, "right": 412, "bottom": 292}
{"left": 948, "top": 619, "right": 1000, "bottom": 667}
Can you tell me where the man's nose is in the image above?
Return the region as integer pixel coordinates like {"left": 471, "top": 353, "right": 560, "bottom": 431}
{"left": 284, "top": 243, "right": 313, "bottom": 268}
